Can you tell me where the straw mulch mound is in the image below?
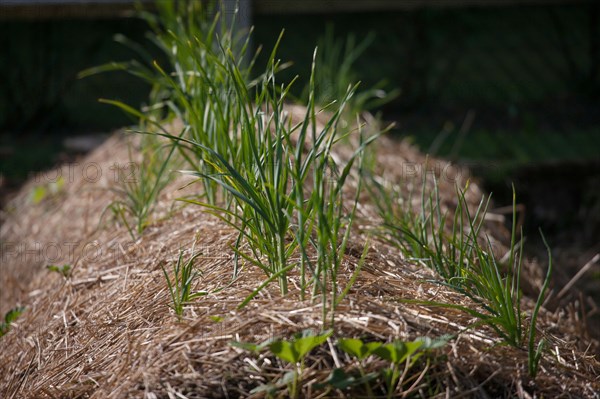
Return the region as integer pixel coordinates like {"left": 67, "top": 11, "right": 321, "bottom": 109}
{"left": 1, "top": 120, "right": 599, "bottom": 398}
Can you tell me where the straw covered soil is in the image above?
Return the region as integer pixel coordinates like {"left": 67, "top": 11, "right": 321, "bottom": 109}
{"left": 1, "top": 110, "right": 599, "bottom": 398}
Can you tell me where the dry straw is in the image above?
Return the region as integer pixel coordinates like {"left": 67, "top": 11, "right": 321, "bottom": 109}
{"left": 1, "top": 1, "right": 598, "bottom": 397}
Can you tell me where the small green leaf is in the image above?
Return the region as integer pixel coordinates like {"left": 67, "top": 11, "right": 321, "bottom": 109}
{"left": 338, "top": 338, "right": 382, "bottom": 360}
{"left": 50, "top": 176, "right": 65, "bottom": 194}
{"left": 47, "top": 265, "right": 60, "bottom": 273}
{"left": 293, "top": 329, "right": 332, "bottom": 359}
{"left": 404, "top": 341, "right": 424, "bottom": 357}
{"left": 4, "top": 307, "right": 24, "bottom": 324}
{"left": 374, "top": 342, "right": 399, "bottom": 363}
{"left": 338, "top": 338, "right": 364, "bottom": 358}
{"left": 47, "top": 264, "right": 71, "bottom": 278}
{"left": 270, "top": 340, "right": 298, "bottom": 363}
{"left": 0, "top": 306, "right": 25, "bottom": 337}
{"left": 374, "top": 340, "right": 423, "bottom": 364}
{"left": 31, "top": 186, "right": 47, "bottom": 204}
{"left": 365, "top": 341, "right": 384, "bottom": 354}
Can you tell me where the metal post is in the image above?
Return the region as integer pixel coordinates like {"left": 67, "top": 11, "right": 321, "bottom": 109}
{"left": 221, "top": 0, "right": 253, "bottom": 60}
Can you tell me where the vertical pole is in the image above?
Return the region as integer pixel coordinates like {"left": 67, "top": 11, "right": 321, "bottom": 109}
{"left": 221, "top": 0, "right": 253, "bottom": 65}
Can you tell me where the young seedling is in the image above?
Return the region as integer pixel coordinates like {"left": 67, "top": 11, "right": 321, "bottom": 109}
{"left": 46, "top": 264, "right": 72, "bottom": 279}
{"left": 82, "top": 1, "right": 259, "bottom": 209}
{"left": 30, "top": 176, "right": 65, "bottom": 205}
{"left": 372, "top": 340, "right": 424, "bottom": 398}
{"left": 84, "top": 0, "right": 384, "bottom": 326}
{"left": 232, "top": 329, "right": 333, "bottom": 398}
{"left": 374, "top": 336, "right": 450, "bottom": 398}
{"left": 528, "top": 230, "right": 552, "bottom": 378}
{"left": 0, "top": 306, "right": 25, "bottom": 338}
{"left": 370, "top": 176, "right": 536, "bottom": 346}
{"left": 320, "top": 335, "right": 450, "bottom": 396}
{"left": 162, "top": 247, "right": 207, "bottom": 320}
{"left": 335, "top": 338, "right": 383, "bottom": 395}
{"left": 104, "top": 136, "right": 177, "bottom": 240}
{"left": 305, "top": 25, "right": 399, "bottom": 115}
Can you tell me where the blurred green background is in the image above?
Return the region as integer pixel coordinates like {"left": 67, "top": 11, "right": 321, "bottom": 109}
{"left": 1, "top": 1, "right": 598, "bottom": 246}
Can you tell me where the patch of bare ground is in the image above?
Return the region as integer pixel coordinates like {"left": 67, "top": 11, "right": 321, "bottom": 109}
{"left": 0, "top": 123, "right": 598, "bottom": 398}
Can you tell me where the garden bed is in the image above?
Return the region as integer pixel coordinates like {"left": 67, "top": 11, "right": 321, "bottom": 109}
{"left": 1, "top": 2, "right": 599, "bottom": 397}
{"left": 0, "top": 128, "right": 598, "bottom": 398}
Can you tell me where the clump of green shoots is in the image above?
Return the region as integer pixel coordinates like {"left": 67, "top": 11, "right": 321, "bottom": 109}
{"left": 180, "top": 41, "right": 303, "bottom": 296}
{"left": 528, "top": 230, "right": 552, "bottom": 378}
{"left": 369, "top": 175, "right": 552, "bottom": 376}
{"left": 321, "top": 338, "right": 381, "bottom": 394}
{"left": 162, "top": 246, "right": 207, "bottom": 320}
{"left": 305, "top": 25, "right": 399, "bottom": 115}
{"left": 368, "top": 174, "right": 491, "bottom": 284}
{"left": 81, "top": 0, "right": 259, "bottom": 207}
{"left": 84, "top": 0, "right": 387, "bottom": 324}
{"left": 105, "top": 134, "right": 177, "bottom": 240}
{"left": 174, "top": 47, "right": 378, "bottom": 319}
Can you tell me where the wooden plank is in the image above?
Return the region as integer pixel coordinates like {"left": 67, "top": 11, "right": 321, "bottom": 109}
{"left": 0, "top": 2, "right": 139, "bottom": 19}
{"left": 254, "top": 0, "right": 589, "bottom": 14}
{"left": 0, "top": 6, "right": 126, "bottom": 20}
{"left": 0, "top": 0, "right": 589, "bottom": 20}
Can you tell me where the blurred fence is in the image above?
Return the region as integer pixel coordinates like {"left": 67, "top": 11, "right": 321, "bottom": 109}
{"left": 0, "top": 0, "right": 597, "bottom": 131}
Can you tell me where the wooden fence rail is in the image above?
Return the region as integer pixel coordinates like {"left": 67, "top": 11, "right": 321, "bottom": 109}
{"left": 0, "top": 0, "right": 589, "bottom": 19}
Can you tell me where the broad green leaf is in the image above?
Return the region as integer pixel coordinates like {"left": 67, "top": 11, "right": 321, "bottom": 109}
{"left": 338, "top": 338, "right": 382, "bottom": 360}
{"left": 338, "top": 338, "right": 364, "bottom": 358}
{"left": 374, "top": 340, "right": 422, "bottom": 364}
{"left": 404, "top": 340, "right": 424, "bottom": 357}
{"left": 374, "top": 342, "right": 401, "bottom": 363}
{"left": 365, "top": 341, "right": 384, "bottom": 354}
{"left": 294, "top": 329, "right": 332, "bottom": 359}
{"left": 269, "top": 340, "right": 298, "bottom": 363}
